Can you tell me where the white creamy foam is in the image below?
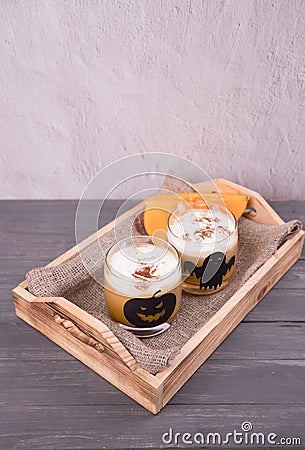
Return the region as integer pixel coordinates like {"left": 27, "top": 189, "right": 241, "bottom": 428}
{"left": 168, "top": 208, "right": 237, "bottom": 258}
{"left": 105, "top": 243, "right": 181, "bottom": 296}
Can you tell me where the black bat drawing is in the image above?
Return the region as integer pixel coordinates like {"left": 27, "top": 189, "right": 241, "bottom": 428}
{"left": 184, "top": 252, "right": 235, "bottom": 290}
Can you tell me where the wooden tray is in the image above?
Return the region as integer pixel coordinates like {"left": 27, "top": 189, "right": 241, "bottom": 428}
{"left": 12, "top": 179, "right": 304, "bottom": 414}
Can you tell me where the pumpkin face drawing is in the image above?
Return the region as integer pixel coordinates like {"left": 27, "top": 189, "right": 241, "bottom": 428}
{"left": 123, "top": 290, "right": 177, "bottom": 327}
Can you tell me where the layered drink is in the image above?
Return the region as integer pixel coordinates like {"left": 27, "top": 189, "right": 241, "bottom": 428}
{"left": 167, "top": 204, "right": 237, "bottom": 294}
{"left": 104, "top": 236, "right": 182, "bottom": 337}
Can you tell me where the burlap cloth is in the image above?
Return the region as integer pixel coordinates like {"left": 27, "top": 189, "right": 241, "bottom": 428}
{"left": 26, "top": 181, "right": 302, "bottom": 374}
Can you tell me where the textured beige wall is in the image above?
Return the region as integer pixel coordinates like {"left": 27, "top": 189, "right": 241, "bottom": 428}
{"left": 0, "top": 0, "right": 304, "bottom": 199}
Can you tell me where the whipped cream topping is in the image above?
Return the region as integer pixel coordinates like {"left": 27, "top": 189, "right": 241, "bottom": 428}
{"left": 109, "top": 243, "right": 178, "bottom": 280}
{"left": 106, "top": 242, "right": 181, "bottom": 296}
{"left": 168, "top": 207, "right": 237, "bottom": 259}
{"left": 169, "top": 208, "right": 235, "bottom": 244}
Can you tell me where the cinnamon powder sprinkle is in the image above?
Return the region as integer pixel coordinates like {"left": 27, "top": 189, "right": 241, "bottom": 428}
{"left": 200, "top": 227, "right": 214, "bottom": 239}
{"left": 195, "top": 227, "right": 214, "bottom": 239}
{"left": 195, "top": 216, "right": 219, "bottom": 224}
{"left": 194, "top": 216, "right": 206, "bottom": 223}
{"left": 132, "top": 265, "right": 158, "bottom": 279}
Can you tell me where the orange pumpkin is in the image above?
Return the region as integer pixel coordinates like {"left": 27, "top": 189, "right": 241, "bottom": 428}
{"left": 143, "top": 192, "right": 248, "bottom": 236}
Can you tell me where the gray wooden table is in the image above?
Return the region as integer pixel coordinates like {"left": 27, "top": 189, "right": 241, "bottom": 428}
{"left": 1, "top": 200, "right": 304, "bottom": 449}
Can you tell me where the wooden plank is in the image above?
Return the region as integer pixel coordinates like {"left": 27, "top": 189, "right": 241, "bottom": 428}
{"left": 2, "top": 261, "right": 305, "bottom": 323}
{"left": 0, "top": 199, "right": 123, "bottom": 232}
{"left": 0, "top": 200, "right": 303, "bottom": 268}
{"left": 210, "top": 321, "right": 305, "bottom": 360}
{"left": 43, "top": 200, "right": 143, "bottom": 268}
{"left": 0, "top": 199, "right": 303, "bottom": 238}
{"left": 274, "top": 259, "right": 305, "bottom": 289}
{"left": 3, "top": 256, "right": 305, "bottom": 291}
{"left": 0, "top": 199, "right": 122, "bottom": 269}
{"left": 0, "top": 235, "right": 76, "bottom": 261}
{"left": 170, "top": 359, "right": 305, "bottom": 405}
{"left": 1, "top": 358, "right": 304, "bottom": 407}
{"left": 1, "top": 321, "right": 305, "bottom": 362}
{"left": 270, "top": 200, "right": 305, "bottom": 224}
{"left": 245, "top": 289, "right": 305, "bottom": 322}
{"left": 0, "top": 199, "right": 303, "bottom": 229}
{"left": 0, "top": 405, "right": 304, "bottom": 449}
{"left": 2, "top": 258, "right": 305, "bottom": 324}
{"left": 269, "top": 199, "right": 305, "bottom": 261}
{"left": 3, "top": 256, "right": 305, "bottom": 296}
{"left": 6, "top": 250, "right": 304, "bottom": 285}
{"left": 3, "top": 287, "right": 305, "bottom": 323}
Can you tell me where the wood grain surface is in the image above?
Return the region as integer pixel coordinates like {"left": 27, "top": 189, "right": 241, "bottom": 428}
{"left": 1, "top": 200, "right": 305, "bottom": 449}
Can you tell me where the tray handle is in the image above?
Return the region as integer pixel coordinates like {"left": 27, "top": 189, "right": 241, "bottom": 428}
{"left": 12, "top": 286, "right": 140, "bottom": 371}
{"left": 54, "top": 313, "right": 105, "bottom": 353}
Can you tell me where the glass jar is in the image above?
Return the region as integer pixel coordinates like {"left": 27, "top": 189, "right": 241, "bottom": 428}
{"left": 167, "top": 204, "right": 238, "bottom": 295}
{"left": 104, "top": 236, "right": 182, "bottom": 337}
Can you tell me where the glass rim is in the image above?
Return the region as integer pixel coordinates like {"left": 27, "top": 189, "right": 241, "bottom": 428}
{"left": 104, "top": 235, "right": 181, "bottom": 283}
{"left": 167, "top": 203, "right": 237, "bottom": 246}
